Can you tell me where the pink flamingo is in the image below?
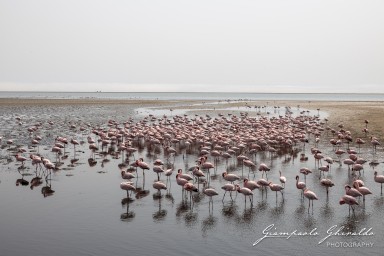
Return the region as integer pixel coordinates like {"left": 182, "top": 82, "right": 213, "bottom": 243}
{"left": 268, "top": 182, "right": 284, "bottom": 201}
{"left": 304, "top": 188, "right": 318, "bottom": 213}
{"left": 345, "top": 185, "right": 362, "bottom": 198}
{"left": 222, "top": 171, "right": 240, "bottom": 183}
{"left": 153, "top": 181, "right": 167, "bottom": 195}
{"left": 183, "top": 182, "right": 198, "bottom": 202}
{"left": 244, "top": 178, "right": 260, "bottom": 190}
{"left": 221, "top": 183, "right": 236, "bottom": 201}
{"left": 352, "top": 181, "right": 372, "bottom": 202}
{"left": 243, "top": 159, "right": 256, "bottom": 177}
{"left": 320, "top": 178, "right": 334, "bottom": 196}
{"left": 153, "top": 165, "right": 164, "bottom": 181}
{"left": 136, "top": 158, "right": 149, "bottom": 176}
{"left": 121, "top": 170, "right": 135, "bottom": 180}
{"left": 120, "top": 182, "right": 136, "bottom": 198}
{"left": 299, "top": 167, "right": 312, "bottom": 182}
{"left": 296, "top": 175, "right": 306, "bottom": 198}
{"left": 258, "top": 163, "right": 270, "bottom": 179}
{"left": 318, "top": 164, "right": 330, "bottom": 178}
{"left": 177, "top": 169, "right": 193, "bottom": 181}
{"left": 203, "top": 181, "right": 219, "bottom": 209}
{"left": 15, "top": 154, "right": 27, "bottom": 167}
{"left": 374, "top": 171, "right": 384, "bottom": 194}
{"left": 176, "top": 173, "right": 189, "bottom": 194}
{"left": 70, "top": 138, "right": 79, "bottom": 157}
{"left": 236, "top": 184, "right": 253, "bottom": 204}
{"left": 339, "top": 195, "right": 359, "bottom": 216}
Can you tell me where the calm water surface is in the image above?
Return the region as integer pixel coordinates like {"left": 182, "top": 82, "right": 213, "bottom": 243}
{"left": 0, "top": 97, "right": 383, "bottom": 256}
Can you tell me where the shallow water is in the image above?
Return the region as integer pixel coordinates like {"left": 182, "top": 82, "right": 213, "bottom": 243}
{"left": 0, "top": 102, "right": 383, "bottom": 256}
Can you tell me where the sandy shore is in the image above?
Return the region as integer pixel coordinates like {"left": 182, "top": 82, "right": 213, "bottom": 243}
{"left": 1, "top": 98, "right": 383, "bottom": 141}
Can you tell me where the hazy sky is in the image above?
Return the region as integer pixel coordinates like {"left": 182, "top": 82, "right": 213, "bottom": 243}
{"left": 1, "top": 0, "right": 383, "bottom": 92}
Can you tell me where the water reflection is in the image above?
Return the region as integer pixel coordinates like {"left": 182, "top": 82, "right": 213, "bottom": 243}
{"left": 41, "top": 178, "right": 55, "bottom": 197}
{"left": 201, "top": 215, "right": 217, "bottom": 237}
{"left": 184, "top": 211, "right": 198, "bottom": 227}
{"left": 221, "top": 201, "right": 239, "bottom": 219}
{"left": 16, "top": 177, "right": 29, "bottom": 186}
{"left": 88, "top": 158, "right": 97, "bottom": 167}
{"left": 239, "top": 207, "right": 256, "bottom": 225}
{"left": 152, "top": 196, "right": 167, "bottom": 222}
{"left": 121, "top": 201, "right": 135, "bottom": 221}
{"left": 176, "top": 200, "right": 190, "bottom": 217}
{"left": 269, "top": 199, "right": 285, "bottom": 218}
{"left": 30, "top": 175, "right": 43, "bottom": 190}
{"left": 303, "top": 214, "right": 317, "bottom": 229}
{"left": 319, "top": 199, "right": 334, "bottom": 219}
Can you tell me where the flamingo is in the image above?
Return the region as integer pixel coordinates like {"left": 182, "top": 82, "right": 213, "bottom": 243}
{"left": 256, "top": 178, "right": 269, "bottom": 191}
{"left": 153, "top": 159, "right": 164, "bottom": 166}
{"left": 345, "top": 185, "right": 362, "bottom": 198}
{"left": 353, "top": 178, "right": 365, "bottom": 187}
{"left": 318, "top": 164, "right": 329, "bottom": 178}
{"left": 200, "top": 161, "right": 214, "bottom": 181}
{"left": 183, "top": 182, "right": 198, "bottom": 202}
{"left": 153, "top": 165, "right": 164, "bottom": 181}
{"left": 320, "top": 178, "right": 334, "bottom": 196}
{"left": 313, "top": 152, "right": 324, "bottom": 166}
{"left": 164, "top": 168, "right": 174, "bottom": 181}
{"left": 303, "top": 188, "right": 318, "bottom": 213}
{"left": 222, "top": 171, "right": 240, "bottom": 183}
{"left": 235, "top": 184, "right": 253, "bottom": 204}
{"left": 176, "top": 173, "right": 189, "bottom": 193}
{"left": 296, "top": 175, "right": 306, "bottom": 198}
{"left": 371, "top": 137, "right": 380, "bottom": 153}
{"left": 136, "top": 158, "right": 149, "bottom": 176}
{"left": 243, "top": 159, "right": 256, "bottom": 177}
{"left": 268, "top": 182, "right": 284, "bottom": 201}
{"left": 299, "top": 167, "right": 312, "bottom": 182}
{"left": 258, "top": 163, "right": 270, "bottom": 178}
{"left": 202, "top": 181, "right": 219, "bottom": 203}
{"left": 15, "top": 154, "right": 27, "bottom": 167}
{"left": 70, "top": 138, "right": 79, "bottom": 157}
{"left": 191, "top": 166, "right": 205, "bottom": 188}
{"left": 177, "top": 169, "right": 193, "bottom": 181}
{"left": 221, "top": 183, "right": 236, "bottom": 201}
{"left": 374, "top": 171, "right": 384, "bottom": 194}
{"left": 324, "top": 156, "right": 334, "bottom": 170}
{"left": 120, "top": 182, "right": 136, "bottom": 198}
{"left": 352, "top": 181, "right": 372, "bottom": 202}
{"left": 244, "top": 178, "right": 260, "bottom": 191}
{"left": 343, "top": 159, "right": 355, "bottom": 170}
{"left": 339, "top": 195, "right": 359, "bottom": 216}
{"left": 352, "top": 164, "right": 364, "bottom": 176}
{"left": 121, "top": 170, "right": 135, "bottom": 180}
{"left": 153, "top": 181, "right": 167, "bottom": 195}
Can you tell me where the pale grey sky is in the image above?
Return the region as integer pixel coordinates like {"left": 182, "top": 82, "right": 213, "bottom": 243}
{"left": 0, "top": 0, "right": 383, "bottom": 92}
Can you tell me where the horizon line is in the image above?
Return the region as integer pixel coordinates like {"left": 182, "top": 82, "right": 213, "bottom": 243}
{"left": 0, "top": 90, "right": 383, "bottom": 94}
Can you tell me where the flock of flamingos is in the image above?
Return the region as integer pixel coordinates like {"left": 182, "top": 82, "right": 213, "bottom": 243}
{"left": 2, "top": 104, "right": 384, "bottom": 218}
